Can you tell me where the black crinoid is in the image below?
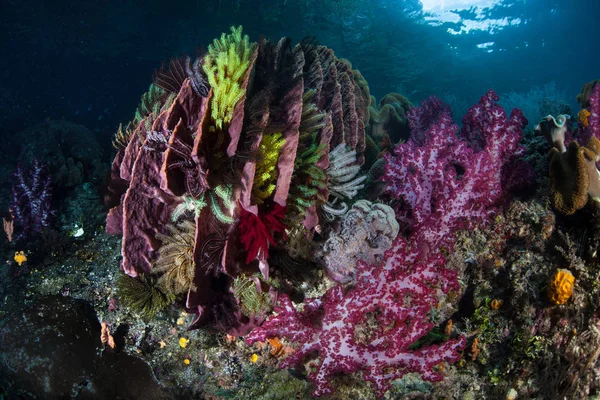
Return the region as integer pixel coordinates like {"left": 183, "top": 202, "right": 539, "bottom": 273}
{"left": 197, "top": 230, "right": 227, "bottom": 277}
{"left": 153, "top": 55, "right": 209, "bottom": 98}
{"left": 173, "top": 141, "right": 210, "bottom": 199}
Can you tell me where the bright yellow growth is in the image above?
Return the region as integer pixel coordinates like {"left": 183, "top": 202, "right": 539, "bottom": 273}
{"left": 183, "top": 358, "right": 191, "bottom": 365}
{"left": 203, "top": 26, "right": 256, "bottom": 129}
{"left": 250, "top": 353, "right": 259, "bottom": 363}
{"left": 179, "top": 337, "right": 190, "bottom": 348}
{"left": 548, "top": 268, "right": 575, "bottom": 305}
{"left": 490, "top": 299, "right": 503, "bottom": 310}
{"left": 253, "top": 133, "right": 285, "bottom": 204}
{"left": 578, "top": 108, "right": 591, "bottom": 127}
{"left": 14, "top": 251, "right": 27, "bottom": 266}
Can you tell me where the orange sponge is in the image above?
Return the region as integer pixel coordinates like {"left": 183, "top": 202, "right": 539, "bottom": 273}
{"left": 548, "top": 269, "right": 575, "bottom": 305}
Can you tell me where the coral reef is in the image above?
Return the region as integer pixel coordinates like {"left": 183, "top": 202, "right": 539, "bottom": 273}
{"left": 105, "top": 27, "right": 369, "bottom": 336}
{"left": 11, "top": 24, "right": 600, "bottom": 400}
{"left": 247, "top": 238, "right": 466, "bottom": 397}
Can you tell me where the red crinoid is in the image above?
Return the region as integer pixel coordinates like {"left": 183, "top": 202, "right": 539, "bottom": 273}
{"left": 239, "top": 204, "right": 287, "bottom": 264}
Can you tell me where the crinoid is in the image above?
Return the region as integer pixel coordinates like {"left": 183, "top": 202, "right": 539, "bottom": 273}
{"left": 153, "top": 220, "right": 197, "bottom": 295}
{"left": 322, "top": 143, "right": 367, "bottom": 217}
{"left": 117, "top": 273, "right": 176, "bottom": 320}
{"left": 164, "top": 134, "right": 210, "bottom": 200}
{"left": 197, "top": 228, "right": 227, "bottom": 277}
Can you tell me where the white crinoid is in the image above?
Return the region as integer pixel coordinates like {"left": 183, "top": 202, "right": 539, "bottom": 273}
{"left": 322, "top": 143, "right": 367, "bottom": 217}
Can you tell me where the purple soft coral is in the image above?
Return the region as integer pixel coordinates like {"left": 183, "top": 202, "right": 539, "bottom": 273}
{"left": 247, "top": 91, "right": 529, "bottom": 398}
{"left": 246, "top": 238, "right": 465, "bottom": 398}
{"left": 386, "top": 90, "right": 529, "bottom": 254}
{"left": 11, "top": 159, "right": 53, "bottom": 240}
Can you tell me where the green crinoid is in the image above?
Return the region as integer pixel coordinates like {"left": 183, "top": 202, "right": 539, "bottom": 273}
{"left": 253, "top": 132, "right": 286, "bottom": 204}
{"left": 171, "top": 184, "right": 235, "bottom": 224}
{"left": 203, "top": 25, "right": 256, "bottom": 130}
{"left": 232, "top": 274, "right": 272, "bottom": 318}
{"left": 117, "top": 273, "right": 176, "bottom": 320}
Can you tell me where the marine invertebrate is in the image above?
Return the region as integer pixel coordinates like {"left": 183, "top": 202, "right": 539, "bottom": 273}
{"left": 548, "top": 268, "right": 575, "bottom": 305}
{"left": 323, "top": 143, "right": 367, "bottom": 217}
{"left": 490, "top": 299, "right": 503, "bottom": 310}
{"left": 203, "top": 25, "right": 256, "bottom": 129}
{"left": 385, "top": 91, "right": 528, "bottom": 252}
{"left": 172, "top": 184, "right": 235, "bottom": 224}
{"left": 161, "top": 130, "right": 210, "bottom": 199}
{"left": 117, "top": 273, "right": 176, "bottom": 320}
{"left": 576, "top": 79, "right": 600, "bottom": 108}
{"left": 106, "top": 27, "right": 368, "bottom": 333}
{"left": 13, "top": 251, "right": 27, "bottom": 266}
{"left": 239, "top": 204, "right": 287, "bottom": 264}
{"left": 547, "top": 136, "right": 600, "bottom": 215}
{"left": 153, "top": 220, "right": 196, "bottom": 295}
{"left": 320, "top": 200, "right": 399, "bottom": 283}
{"left": 287, "top": 131, "right": 328, "bottom": 217}
{"left": 184, "top": 56, "right": 210, "bottom": 98}
{"left": 11, "top": 159, "right": 53, "bottom": 241}
{"left": 252, "top": 133, "right": 285, "bottom": 204}
{"left": 247, "top": 238, "right": 466, "bottom": 398}
{"left": 579, "top": 108, "right": 591, "bottom": 128}
{"left": 232, "top": 274, "right": 272, "bottom": 317}
{"left": 196, "top": 230, "right": 227, "bottom": 277}
{"left": 112, "top": 123, "right": 133, "bottom": 149}
{"left": 153, "top": 57, "right": 189, "bottom": 94}
{"left": 367, "top": 92, "right": 412, "bottom": 142}
{"left": 536, "top": 114, "right": 569, "bottom": 153}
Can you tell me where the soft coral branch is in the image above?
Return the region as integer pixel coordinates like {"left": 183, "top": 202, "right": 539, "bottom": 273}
{"left": 10, "top": 159, "right": 53, "bottom": 240}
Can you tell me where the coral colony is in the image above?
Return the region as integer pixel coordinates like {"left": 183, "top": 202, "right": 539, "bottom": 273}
{"left": 11, "top": 159, "right": 53, "bottom": 241}
{"left": 103, "top": 26, "right": 600, "bottom": 397}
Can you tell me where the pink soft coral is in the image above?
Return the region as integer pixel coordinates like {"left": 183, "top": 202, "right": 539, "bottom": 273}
{"left": 246, "top": 237, "right": 465, "bottom": 397}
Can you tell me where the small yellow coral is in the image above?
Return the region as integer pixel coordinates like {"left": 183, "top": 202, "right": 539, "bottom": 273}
{"left": 250, "top": 353, "right": 259, "bottom": 363}
{"left": 179, "top": 337, "right": 190, "bottom": 348}
{"left": 183, "top": 358, "right": 191, "bottom": 365}
{"left": 548, "top": 268, "right": 575, "bottom": 305}
{"left": 14, "top": 251, "right": 27, "bottom": 266}
{"left": 578, "top": 109, "right": 591, "bottom": 127}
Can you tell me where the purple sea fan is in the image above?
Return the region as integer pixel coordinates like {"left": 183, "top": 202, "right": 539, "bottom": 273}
{"left": 11, "top": 159, "right": 53, "bottom": 240}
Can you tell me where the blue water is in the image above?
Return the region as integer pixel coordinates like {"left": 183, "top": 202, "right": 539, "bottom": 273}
{"left": 0, "top": 0, "right": 597, "bottom": 135}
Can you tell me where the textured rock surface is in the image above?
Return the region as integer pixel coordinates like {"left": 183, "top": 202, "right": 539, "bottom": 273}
{"left": 0, "top": 295, "right": 172, "bottom": 399}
